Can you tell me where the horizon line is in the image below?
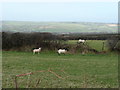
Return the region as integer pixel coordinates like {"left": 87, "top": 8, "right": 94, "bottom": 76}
{"left": 1, "top": 20, "right": 118, "bottom": 24}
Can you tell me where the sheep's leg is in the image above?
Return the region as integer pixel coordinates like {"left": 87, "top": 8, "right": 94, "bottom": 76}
{"left": 58, "top": 53, "right": 60, "bottom": 55}
{"left": 33, "top": 52, "right": 35, "bottom": 55}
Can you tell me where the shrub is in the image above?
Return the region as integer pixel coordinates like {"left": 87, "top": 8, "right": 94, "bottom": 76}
{"left": 107, "top": 37, "right": 119, "bottom": 51}
{"left": 2, "top": 32, "right": 63, "bottom": 51}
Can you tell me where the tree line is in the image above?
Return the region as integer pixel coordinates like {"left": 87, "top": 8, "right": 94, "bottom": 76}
{"left": 2, "top": 32, "right": 120, "bottom": 52}
{"left": 2, "top": 32, "right": 65, "bottom": 51}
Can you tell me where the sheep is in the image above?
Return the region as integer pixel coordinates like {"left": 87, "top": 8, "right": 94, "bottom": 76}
{"left": 78, "top": 39, "right": 85, "bottom": 43}
{"left": 57, "top": 49, "right": 67, "bottom": 55}
{"left": 33, "top": 47, "right": 41, "bottom": 54}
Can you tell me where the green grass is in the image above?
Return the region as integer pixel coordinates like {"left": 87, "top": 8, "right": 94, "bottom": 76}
{"left": 2, "top": 51, "right": 118, "bottom": 88}
{"left": 0, "top": 51, "right": 2, "bottom": 89}
{"left": 66, "top": 40, "right": 108, "bottom": 51}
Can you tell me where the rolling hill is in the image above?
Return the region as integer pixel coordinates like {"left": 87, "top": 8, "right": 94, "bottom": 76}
{"left": 2, "top": 21, "right": 118, "bottom": 34}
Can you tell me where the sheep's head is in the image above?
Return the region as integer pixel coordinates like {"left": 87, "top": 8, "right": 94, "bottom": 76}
{"left": 65, "top": 49, "right": 67, "bottom": 52}
{"left": 39, "top": 47, "right": 41, "bottom": 49}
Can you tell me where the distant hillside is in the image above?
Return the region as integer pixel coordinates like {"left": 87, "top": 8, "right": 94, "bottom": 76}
{"left": 2, "top": 21, "right": 118, "bottom": 34}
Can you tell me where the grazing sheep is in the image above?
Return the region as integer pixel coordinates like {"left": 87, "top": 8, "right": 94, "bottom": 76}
{"left": 57, "top": 49, "right": 67, "bottom": 55}
{"left": 78, "top": 39, "right": 85, "bottom": 43}
{"left": 33, "top": 47, "right": 41, "bottom": 54}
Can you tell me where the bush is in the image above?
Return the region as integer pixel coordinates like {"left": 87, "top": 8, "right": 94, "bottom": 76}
{"left": 2, "top": 32, "right": 63, "bottom": 51}
{"left": 107, "top": 37, "right": 119, "bottom": 51}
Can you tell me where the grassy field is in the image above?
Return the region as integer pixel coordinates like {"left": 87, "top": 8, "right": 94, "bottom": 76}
{"left": 2, "top": 40, "right": 118, "bottom": 88}
{"left": 66, "top": 40, "right": 108, "bottom": 51}
{"left": 0, "top": 51, "right": 2, "bottom": 89}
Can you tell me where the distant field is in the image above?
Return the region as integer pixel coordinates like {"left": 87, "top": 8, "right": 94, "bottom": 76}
{"left": 2, "top": 21, "right": 117, "bottom": 33}
{"left": 2, "top": 40, "right": 118, "bottom": 88}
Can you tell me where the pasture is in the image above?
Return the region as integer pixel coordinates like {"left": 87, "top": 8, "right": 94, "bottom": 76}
{"left": 2, "top": 21, "right": 117, "bottom": 33}
{"left": 2, "top": 40, "right": 118, "bottom": 88}
{"left": 66, "top": 40, "right": 108, "bottom": 51}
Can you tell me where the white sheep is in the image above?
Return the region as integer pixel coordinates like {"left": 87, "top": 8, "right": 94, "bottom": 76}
{"left": 57, "top": 49, "right": 67, "bottom": 55}
{"left": 78, "top": 39, "right": 85, "bottom": 43}
{"left": 33, "top": 47, "right": 41, "bottom": 54}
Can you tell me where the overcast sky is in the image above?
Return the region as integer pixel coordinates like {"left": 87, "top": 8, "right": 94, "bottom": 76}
{"left": 1, "top": 0, "right": 118, "bottom": 23}
{"left": 0, "top": 0, "right": 119, "bottom": 2}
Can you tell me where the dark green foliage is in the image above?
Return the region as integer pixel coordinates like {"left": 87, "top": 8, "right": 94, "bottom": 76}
{"left": 107, "top": 37, "right": 120, "bottom": 51}
{"left": 11, "top": 32, "right": 24, "bottom": 48}
{"left": 62, "top": 33, "right": 119, "bottom": 40}
{"left": 3, "top": 31, "right": 119, "bottom": 52}
{"left": 2, "top": 32, "right": 12, "bottom": 49}
{"left": 2, "top": 32, "right": 63, "bottom": 51}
